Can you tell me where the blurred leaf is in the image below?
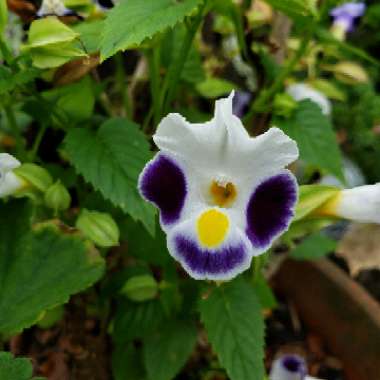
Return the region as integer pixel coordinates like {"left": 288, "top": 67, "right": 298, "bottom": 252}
{"left": 294, "top": 184, "right": 340, "bottom": 221}
{"left": 0, "top": 199, "right": 105, "bottom": 335}
{"left": 196, "top": 77, "right": 236, "bottom": 98}
{"left": 253, "top": 272, "right": 277, "bottom": 310}
{"left": 112, "top": 299, "right": 165, "bottom": 344}
{"left": 43, "top": 76, "right": 95, "bottom": 122}
{"left": 200, "top": 278, "right": 265, "bottom": 380}
{"left": 64, "top": 118, "right": 156, "bottom": 234}
{"left": 100, "top": 0, "right": 203, "bottom": 60}
{"left": 73, "top": 20, "right": 104, "bottom": 54}
{"left": 112, "top": 344, "right": 146, "bottom": 380}
{"left": 324, "top": 61, "right": 369, "bottom": 85}
{"left": 0, "top": 352, "right": 45, "bottom": 380}
{"left": 262, "top": 0, "right": 317, "bottom": 24}
{"left": 143, "top": 319, "right": 197, "bottom": 380}
{"left": 276, "top": 100, "right": 344, "bottom": 181}
{"left": 309, "top": 78, "right": 346, "bottom": 101}
{"left": 0, "top": 0, "right": 7, "bottom": 35}
{"left": 0, "top": 66, "right": 40, "bottom": 96}
{"left": 290, "top": 232, "right": 337, "bottom": 260}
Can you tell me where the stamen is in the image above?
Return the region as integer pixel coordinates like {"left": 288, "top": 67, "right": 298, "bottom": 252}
{"left": 210, "top": 181, "right": 237, "bottom": 207}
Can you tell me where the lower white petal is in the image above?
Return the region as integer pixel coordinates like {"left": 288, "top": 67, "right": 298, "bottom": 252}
{"left": 0, "top": 172, "right": 25, "bottom": 197}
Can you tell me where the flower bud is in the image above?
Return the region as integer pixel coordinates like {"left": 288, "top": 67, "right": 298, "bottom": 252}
{"left": 273, "top": 93, "right": 298, "bottom": 117}
{"left": 328, "top": 61, "right": 369, "bottom": 85}
{"left": 76, "top": 209, "right": 119, "bottom": 247}
{"left": 44, "top": 180, "right": 71, "bottom": 213}
{"left": 14, "top": 163, "right": 53, "bottom": 192}
{"left": 121, "top": 274, "right": 158, "bottom": 302}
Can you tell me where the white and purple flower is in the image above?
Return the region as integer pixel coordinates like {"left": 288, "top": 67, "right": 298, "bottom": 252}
{"left": 330, "top": 2, "right": 366, "bottom": 35}
{"left": 138, "top": 92, "right": 299, "bottom": 281}
{"left": 36, "top": 0, "right": 74, "bottom": 17}
{"left": 270, "top": 354, "right": 323, "bottom": 380}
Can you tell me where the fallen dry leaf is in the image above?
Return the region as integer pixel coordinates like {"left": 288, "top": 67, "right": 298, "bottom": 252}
{"left": 337, "top": 223, "right": 380, "bottom": 276}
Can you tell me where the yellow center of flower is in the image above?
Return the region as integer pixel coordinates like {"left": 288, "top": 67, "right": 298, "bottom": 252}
{"left": 210, "top": 181, "right": 237, "bottom": 207}
{"left": 197, "top": 209, "right": 229, "bottom": 248}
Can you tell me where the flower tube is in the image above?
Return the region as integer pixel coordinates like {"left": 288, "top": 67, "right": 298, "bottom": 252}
{"left": 138, "top": 92, "right": 299, "bottom": 281}
{"left": 317, "top": 183, "right": 380, "bottom": 224}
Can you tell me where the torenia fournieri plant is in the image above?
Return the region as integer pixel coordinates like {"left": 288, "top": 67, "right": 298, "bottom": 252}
{"left": 138, "top": 92, "right": 299, "bottom": 281}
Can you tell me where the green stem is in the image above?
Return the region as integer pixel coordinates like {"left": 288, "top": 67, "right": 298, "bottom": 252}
{"left": 244, "top": 33, "right": 312, "bottom": 123}
{"left": 114, "top": 52, "right": 131, "bottom": 117}
{"left": 4, "top": 104, "right": 24, "bottom": 158}
{"left": 147, "top": 45, "right": 162, "bottom": 126}
{"left": 30, "top": 124, "right": 47, "bottom": 161}
{"left": 162, "top": 2, "right": 207, "bottom": 114}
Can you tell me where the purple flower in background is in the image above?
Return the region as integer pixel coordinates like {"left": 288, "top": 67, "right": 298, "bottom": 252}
{"left": 138, "top": 92, "right": 299, "bottom": 281}
{"left": 330, "top": 2, "right": 366, "bottom": 33}
{"left": 232, "top": 91, "right": 251, "bottom": 118}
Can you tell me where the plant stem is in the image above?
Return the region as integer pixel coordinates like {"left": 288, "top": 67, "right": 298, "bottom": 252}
{"left": 4, "top": 104, "right": 24, "bottom": 158}
{"left": 30, "top": 123, "right": 47, "bottom": 161}
{"left": 244, "top": 33, "right": 312, "bottom": 123}
{"left": 114, "top": 52, "right": 131, "bottom": 117}
{"left": 162, "top": 1, "right": 207, "bottom": 114}
{"left": 147, "top": 45, "right": 162, "bottom": 126}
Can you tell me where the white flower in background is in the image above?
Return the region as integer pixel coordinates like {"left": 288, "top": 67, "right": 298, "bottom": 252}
{"left": 36, "top": 0, "right": 73, "bottom": 17}
{"left": 138, "top": 92, "right": 299, "bottom": 281}
{"left": 0, "top": 153, "right": 25, "bottom": 197}
{"left": 286, "top": 83, "right": 331, "bottom": 116}
{"left": 319, "top": 183, "right": 380, "bottom": 224}
{"left": 270, "top": 354, "right": 324, "bottom": 380}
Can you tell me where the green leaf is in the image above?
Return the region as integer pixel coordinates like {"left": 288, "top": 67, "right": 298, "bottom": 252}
{"left": 196, "top": 77, "right": 237, "bottom": 98}
{"left": 200, "top": 278, "right": 265, "bottom": 380}
{"left": 100, "top": 0, "right": 203, "bottom": 60}
{"left": 0, "top": 199, "right": 105, "bottom": 334}
{"left": 64, "top": 118, "right": 155, "bottom": 234}
{"left": 112, "top": 300, "right": 165, "bottom": 344}
{"left": 112, "top": 344, "right": 146, "bottom": 380}
{"left": 294, "top": 184, "right": 340, "bottom": 221}
{"left": 276, "top": 100, "right": 344, "bottom": 181}
{"left": 253, "top": 273, "right": 277, "bottom": 310}
{"left": 0, "top": 66, "right": 41, "bottom": 96}
{"left": 73, "top": 20, "right": 104, "bottom": 54}
{"left": 143, "top": 319, "right": 197, "bottom": 380}
{"left": 0, "top": 352, "right": 46, "bottom": 380}
{"left": 290, "top": 232, "right": 337, "bottom": 260}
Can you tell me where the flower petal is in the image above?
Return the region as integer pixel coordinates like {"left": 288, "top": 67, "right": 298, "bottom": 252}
{"left": 138, "top": 154, "right": 187, "bottom": 226}
{"left": 0, "top": 153, "right": 21, "bottom": 172}
{"left": 167, "top": 208, "right": 253, "bottom": 280}
{"left": 246, "top": 171, "right": 298, "bottom": 249}
{"left": 154, "top": 92, "right": 298, "bottom": 181}
{"left": 0, "top": 172, "right": 24, "bottom": 197}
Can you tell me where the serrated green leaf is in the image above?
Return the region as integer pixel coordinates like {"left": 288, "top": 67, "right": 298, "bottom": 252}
{"left": 100, "top": 0, "right": 203, "bottom": 60}
{"left": 64, "top": 118, "right": 155, "bottom": 234}
{"left": 0, "top": 352, "right": 46, "bottom": 380}
{"left": 294, "top": 184, "right": 340, "bottom": 221}
{"left": 73, "top": 20, "right": 104, "bottom": 54}
{"left": 276, "top": 100, "right": 344, "bottom": 181}
{"left": 290, "top": 232, "right": 337, "bottom": 260}
{"left": 0, "top": 199, "right": 105, "bottom": 334}
{"left": 143, "top": 319, "right": 197, "bottom": 380}
{"left": 200, "top": 278, "right": 265, "bottom": 380}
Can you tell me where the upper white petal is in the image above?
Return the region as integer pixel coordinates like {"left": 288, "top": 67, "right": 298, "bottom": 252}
{"left": 153, "top": 91, "right": 298, "bottom": 185}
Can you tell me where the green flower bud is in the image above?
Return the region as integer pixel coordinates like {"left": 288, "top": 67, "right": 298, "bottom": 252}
{"left": 273, "top": 93, "right": 298, "bottom": 117}
{"left": 14, "top": 163, "right": 53, "bottom": 192}
{"left": 44, "top": 180, "right": 71, "bottom": 213}
{"left": 121, "top": 274, "right": 158, "bottom": 302}
{"left": 76, "top": 209, "right": 119, "bottom": 248}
